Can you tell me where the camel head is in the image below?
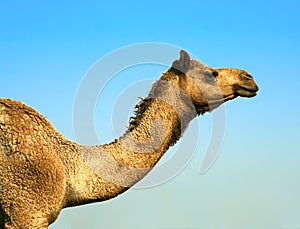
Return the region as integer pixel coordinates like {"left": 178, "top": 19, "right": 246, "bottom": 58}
{"left": 170, "top": 50, "right": 259, "bottom": 113}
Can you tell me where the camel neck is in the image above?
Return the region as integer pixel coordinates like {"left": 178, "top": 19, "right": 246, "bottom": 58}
{"left": 120, "top": 78, "right": 196, "bottom": 162}
{"left": 91, "top": 78, "right": 197, "bottom": 186}
{"left": 75, "top": 77, "right": 198, "bottom": 205}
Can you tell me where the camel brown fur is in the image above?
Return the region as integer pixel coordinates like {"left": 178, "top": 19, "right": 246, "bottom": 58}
{"left": 0, "top": 50, "right": 258, "bottom": 228}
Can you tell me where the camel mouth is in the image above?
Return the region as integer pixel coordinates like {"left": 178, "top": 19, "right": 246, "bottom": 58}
{"left": 236, "top": 84, "right": 259, "bottom": 97}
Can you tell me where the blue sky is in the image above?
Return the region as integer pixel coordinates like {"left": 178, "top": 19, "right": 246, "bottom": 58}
{"left": 1, "top": 0, "right": 300, "bottom": 228}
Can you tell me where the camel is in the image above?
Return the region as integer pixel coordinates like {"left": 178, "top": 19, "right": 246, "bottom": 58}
{"left": 0, "top": 50, "right": 259, "bottom": 228}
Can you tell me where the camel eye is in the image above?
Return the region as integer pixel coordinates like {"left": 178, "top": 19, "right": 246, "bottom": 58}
{"left": 211, "top": 71, "right": 219, "bottom": 77}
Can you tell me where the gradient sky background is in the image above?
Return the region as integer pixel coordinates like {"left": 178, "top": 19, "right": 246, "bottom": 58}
{"left": 1, "top": 0, "right": 300, "bottom": 228}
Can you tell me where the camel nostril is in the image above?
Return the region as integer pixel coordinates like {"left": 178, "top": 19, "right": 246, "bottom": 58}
{"left": 244, "top": 73, "right": 253, "bottom": 80}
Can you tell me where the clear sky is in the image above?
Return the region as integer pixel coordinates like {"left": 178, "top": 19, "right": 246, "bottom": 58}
{"left": 1, "top": 0, "right": 300, "bottom": 228}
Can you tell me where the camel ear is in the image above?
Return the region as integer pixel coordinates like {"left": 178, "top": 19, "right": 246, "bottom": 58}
{"left": 172, "top": 50, "right": 191, "bottom": 73}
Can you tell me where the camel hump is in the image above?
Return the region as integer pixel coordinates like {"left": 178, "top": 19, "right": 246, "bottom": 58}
{"left": 0, "top": 98, "right": 64, "bottom": 158}
{"left": 0, "top": 98, "right": 58, "bottom": 134}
